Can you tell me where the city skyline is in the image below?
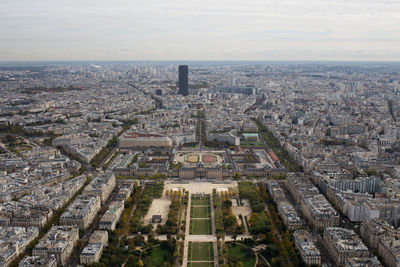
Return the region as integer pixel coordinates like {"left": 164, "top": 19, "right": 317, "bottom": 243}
{"left": 1, "top": 59, "right": 400, "bottom": 266}
{"left": 1, "top": 0, "right": 400, "bottom": 265}
{"left": 1, "top": 0, "right": 400, "bottom": 61}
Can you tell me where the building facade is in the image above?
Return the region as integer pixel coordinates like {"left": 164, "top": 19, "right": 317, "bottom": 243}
{"left": 293, "top": 230, "right": 321, "bottom": 266}
{"left": 32, "top": 226, "right": 79, "bottom": 266}
{"left": 324, "top": 227, "right": 369, "bottom": 266}
{"left": 179, "top": 65, "right": 188, "bottom": 96}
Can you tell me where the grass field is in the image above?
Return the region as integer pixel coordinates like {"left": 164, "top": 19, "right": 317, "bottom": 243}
{"left": 191, "top": 206, "right": 211, "bottom": 218}
{"left": 188, "top": 242, "right": 214, "bottom": 262}
{"left": 240, "top": 140, "right": 266, "bottom": 148}
{"left": 190, "top": 219, "right": 212, "bottom": 235}
{"left": 227, "top": 243, "right": 256, "bottom": 267}
{"left": 191, "top": 198, "right": 210, "bottom": 206}
{"left": 188, "top": 262, "right": 214, "bottom": 267}
{"left": 190, "top": 194, "right": 211, "bottom": 234}
{"left": 143, "top": 246, "right": 173, "bottom": 266}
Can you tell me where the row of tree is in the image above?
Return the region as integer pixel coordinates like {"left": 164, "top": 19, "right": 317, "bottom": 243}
{"left": 165, "top": 197, "right": 183, "bottom": 234}
{"left": 257, "top": 184, "right": 301, "bottom": 267}
{"left": 91, "top": 118, "right": 139, "bottom": 167}
{"left": 130, "top": 183, "right": 164, "bottom": 234}
{"left": 214, "top": 190, "right": 243, "bottom": 235}
{"left": 254, "top": 118, "right": 303, "bottom": 172}
{"left": 238, "top": 182, "right": 264, "bottom": 212}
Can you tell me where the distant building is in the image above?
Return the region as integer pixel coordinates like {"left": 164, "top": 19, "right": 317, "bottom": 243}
{"left": 80, "top": 231, "right": 108, "bottom": 265}
{"left": 155, "top": 89, "right": 162, "bottom": 96}
{"left": 293, "top": 230, "right": 321, "bottom": 266}
{"left": 241, "top": 133, "right": 259, "bottom": 142}
{"left": 345, "top": 257, "right": 382, "bottom": 267}
{"left": 83, "top": 172, "right": 116, "bottom": 204}
{"left": 179, "top": 65, "right": 188, "bottom": 96}
{"left": 286, "top": 173, "right": 319, "bottom": 205}
{"left": 302, "top": 194, "right": 339, "bottom": 230}
{"left": 0, "top": 226, "right": 39, "bottom": 267}
{"left": 206, "top": 132, "right": 240, "bottom": 146}
{"left": 59, "top": 196, "right": 101, "bottom": 230}
{"left": 18, "top": 255, "right": 57, "bottom": 267}
{"left": 267, "top": 181, "right": 286, "bottom": 203}
{"left": 360, "top": 218, "right": 397, "bottom": 250}
{"left": 214, "top": 84, "right": 257, "bottom": 95}
{"left": 378, "top": 238, "right": 400, "bottom": 267}
{"left": 119, "top": 131, "right": 173, "bottom": 148}
{"left": 179, "top": 165, "right": 222, "bottom": 180}
{"left": 80, "top": 244, "right": 103, "bottom": 265}
{"left": 32, "top": 226, "right": 79, "bottom": 266}
{"left": 324, "top": 227, "right": 369, "bottom": 266}
{"left": 99, "top": 200, "right": 124, "bottom": 231}
{"left": 277, "top": 200, "right": 302, "bottom": 230}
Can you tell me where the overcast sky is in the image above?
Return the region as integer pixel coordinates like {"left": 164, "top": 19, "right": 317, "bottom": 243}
{"left": 0, "top": 0, "right": 400, "bottom": 61}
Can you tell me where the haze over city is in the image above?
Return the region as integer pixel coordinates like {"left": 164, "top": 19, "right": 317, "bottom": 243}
{"left": 1, "top": 0, "right": 400, "bottom": 61}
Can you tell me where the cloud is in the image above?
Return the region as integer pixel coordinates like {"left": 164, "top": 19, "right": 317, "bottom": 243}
{"left": 0, "top": 0, "right": 399, "bottom": 60}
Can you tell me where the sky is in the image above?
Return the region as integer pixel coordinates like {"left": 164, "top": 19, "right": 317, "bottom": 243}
{"left": 0, "top": 0, "right": 400, "bottom": 61}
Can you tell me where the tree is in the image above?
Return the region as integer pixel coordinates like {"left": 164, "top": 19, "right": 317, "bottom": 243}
{"left": 223, "top": 199, "right": 232, "bottom": 208}
{"left": 148, "top": 232, "right": 156, "bottom": 244}
{"left": 325, "top": 128, "right": 331, "bottom": 136}
{"left": 232, "top": 232, "right": 238, "bottom": 245}
{"left": 139, "top": 162, "right": 148, "bottom": 168}
{"left": 223, "top": 215, "right": 237, "bottom": 228}
{"left": 233, "top": 172, "right": 242, "bottom": 179}
{"left": 4, "top": 134, "right": 16, "bottom": 143}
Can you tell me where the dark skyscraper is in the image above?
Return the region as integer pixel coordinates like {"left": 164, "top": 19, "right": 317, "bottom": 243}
{"left": 179, "top": 65, "right": 188, "bottom": 96}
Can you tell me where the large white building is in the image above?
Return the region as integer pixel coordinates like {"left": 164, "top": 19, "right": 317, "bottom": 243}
{"left": 118, "top": 131, "right": 172, "bottom": 148}
{"left": 206, "top": 132, "right": 240, "bottom": 146}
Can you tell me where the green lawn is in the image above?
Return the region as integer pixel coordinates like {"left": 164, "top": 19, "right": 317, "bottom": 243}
{"left": 191, "top": 206, "right": 211, "bottom": 218}
{"left": 143, "top": 246, "right": 173, "bottom": 266}
{"left": 188, "top": 242, "right": 214, "bottom": 262}
{"left": 191, "top": 198, "right": 210, "bottom": 206}
{"left": 227, "top": 243, "right": 256, "bottom": 267}
{"left": 240, "top": 140, "right": 266, "bottom": 148}
{"left": 188, "top": 262, "right": 214, "bottom": 267}
{"left": 190, "top": 219, "right": 212, "bottom": 235}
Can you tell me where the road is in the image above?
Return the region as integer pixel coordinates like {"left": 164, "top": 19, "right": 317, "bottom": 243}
{"left": 96, "top": 147, "right": 118, "bottom": 171}
{"left": 0, "top": 141, "right": 11, "bottom": 153}
{"left": 278, "top": 180, "right": 336, "bottom": 266}
{"left": 68, "top": 187, "right": 118, "bottom": 266}
{"left": 182, "top": 192, "right": 192, "bottom": 267}
{"left": 68, "top": 150, "right": 124, "bottom": 265}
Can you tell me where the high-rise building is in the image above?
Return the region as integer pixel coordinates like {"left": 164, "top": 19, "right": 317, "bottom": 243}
{"left": 179, "top": 65, "right": 188, "bottom": 96}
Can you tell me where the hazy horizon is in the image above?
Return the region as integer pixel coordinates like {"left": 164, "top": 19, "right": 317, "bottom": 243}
{"left": 1, "top": 59, "right": 400, "bottom": 65}
{"left": 1, "top": 0, "right": 400, "bottom": 61}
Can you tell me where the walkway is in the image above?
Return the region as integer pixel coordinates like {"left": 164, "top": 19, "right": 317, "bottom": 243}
{"left": 182, "top": 193, "right": 192, "bottom": 267}
{"left": 209, "top": 194, "right": 219, "bottom": 267}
